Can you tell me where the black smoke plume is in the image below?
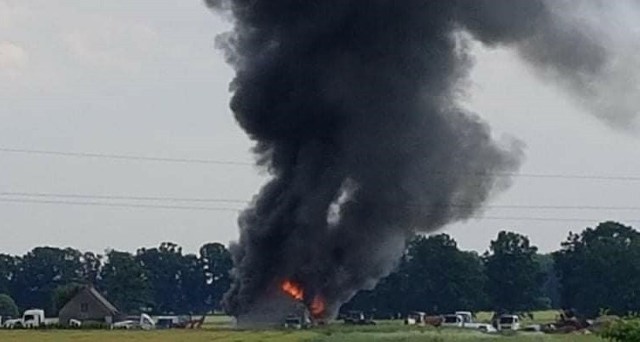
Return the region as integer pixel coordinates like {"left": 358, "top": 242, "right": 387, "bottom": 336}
{"left": 205, "top": 0, "right": 625, "bottom": 322}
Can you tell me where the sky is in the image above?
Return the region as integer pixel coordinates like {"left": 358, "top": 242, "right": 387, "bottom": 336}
{"left": 1, "top": 0, "right": 639, "bottom": 256}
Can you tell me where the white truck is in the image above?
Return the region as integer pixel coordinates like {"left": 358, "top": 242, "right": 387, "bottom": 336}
{"left": 111, "top": 313, "right": 156, "bottom": 330}
{"left": 498, "top": 314, "right": 520, "bottom": 331}
{"left": 441, "top": 311, "right": 496, "bottom": 333}
{"left": 2, "top": 309, "right": 58, "bottom": 328}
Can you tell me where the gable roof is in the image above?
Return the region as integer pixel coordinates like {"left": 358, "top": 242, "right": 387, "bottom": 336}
{"left": 60, "top": 286, "right": 120, "bottom": 315}
{"left": 86, "top": 286, "right": 119, "bottom": 314}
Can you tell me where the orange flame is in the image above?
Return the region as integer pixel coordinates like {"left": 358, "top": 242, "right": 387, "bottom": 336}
{"left": 280, "top": 279, "right": 326, "bottom": 318}
{"left": 281, "top": 279, "right": 304, "bottom": 301}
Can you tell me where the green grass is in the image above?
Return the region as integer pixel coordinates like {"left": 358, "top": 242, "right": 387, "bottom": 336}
{"left": 0, "top": 312, "right": 604, "bottom": 341}
{"left": 0, "top": 328, "right": 604, "bottom": 342}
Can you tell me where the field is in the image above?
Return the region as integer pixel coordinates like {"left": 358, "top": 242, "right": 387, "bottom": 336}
{"left": 0, "top": 312, "right": 606, "bottom": 342}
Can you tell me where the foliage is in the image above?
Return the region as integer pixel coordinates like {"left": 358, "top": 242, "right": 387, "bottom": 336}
{"left": 0, "top": 293, "right": 19, "bottom": 318}
{"left": 404, "top": 234, "right": 487, "bottom": 313}
{"left": 0, "top": 254, "right": 18, "bottom": 296}
{"left": 100, "top": 250, "right": 152, "bottom": 313}
{"left": 200, "top": 242, "right": 233, "bottom": 311}
{"left": 12, "top": 247, "right": 84, "bottom": 312}
{"left": 601, "top": 317, "right": 640, "bottom": 342}
{"left": 554, "top": 221, "right": 640, "bottom": 317}
{"left": 484, "top": 231, "right": 544, "bottom": 313}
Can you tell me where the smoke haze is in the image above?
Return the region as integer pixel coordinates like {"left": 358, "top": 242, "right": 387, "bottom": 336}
{"left": 205, "top": 0, "right": 638, "bottom": 321}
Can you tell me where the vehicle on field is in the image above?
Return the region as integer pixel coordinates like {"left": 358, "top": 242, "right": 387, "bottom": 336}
{"left": 283, "top": 314, "right": 310, "bottom": 329}
{"left": 343, "top": 311, "right": 376, "bottom": 325}
{"left": 441, "top": 314, "right": 464, "bottom": 328}
{"left": 155, "top": 316, "right": 187, "bottom": 329}
{"left": 498, "top": 314, "right": 521, "bottom": 331}
{"left": 2, "top": 309, "right": 57, "bottom": 329}
{"left": 405, "top": 311, "right": 426, "bottom": 325}
{"left": 111, "top": 313, "right": 155, "bottom": 330}
{"left": 439, "top": 311, "right": 496, "bottom": 332}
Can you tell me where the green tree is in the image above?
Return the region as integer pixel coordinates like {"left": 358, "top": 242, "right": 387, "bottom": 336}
{"left": 13, "top": 247, "right": 83, "bottom": 310}
{"left": 484, "top": 231, "right": 544, "bottom": 313}
{"left": 405, "top": 234, "right": 487, "bottom": 314}
{"left": 100, "top": 250, "right": 151, "bottom": 313}
{"left": 0, "top": 254, "right": 18, "bottom": 296}
{"left": 0, "top": 293, "right": 19, "bottom": 318}
{"left": 80, "top": 252, "right": 102, "bottom": 285}
{"left": 180, "top": 253, "right": 207, "bottom": 314}
{"left": 554, "top": 221, "right": 640, "bottom": 317}
{"left": 136, "top": 242, "right": 187, "bottom": 314}
{"left": 199, "top": 243, "right": 232, "bottom": 311}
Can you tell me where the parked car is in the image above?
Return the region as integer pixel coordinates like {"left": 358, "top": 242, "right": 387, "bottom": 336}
{"left": 111, "top": 313, "right": 155, "bottom": 330}
{"left": 498, "top": 314, "right": 521, "bottom": 331}
{"left": 441, "top": 314, "right": 464, "bottom": 328}
{"left": 343, "top": 311, "right": 376, "bottom": 325}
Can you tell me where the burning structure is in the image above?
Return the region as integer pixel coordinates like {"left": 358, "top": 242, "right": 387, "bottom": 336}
{"left": 205, "top": 0, "right": 635, "bottom": 326}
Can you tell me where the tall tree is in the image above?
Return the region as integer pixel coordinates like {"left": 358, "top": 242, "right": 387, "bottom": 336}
{"left": 136, "top": 242, "right": 189, "bottom": 314}
{"left": 100, "top": 250, "right": 151, "bottom": 313}
{"left": 180, "top": 253, "right": 207, "bottom": 314}
{"left": 554, "top": 221, "right": 640, "bottom": 317}
{"left": 484, "top": 231, "right": 544, "bottom": 313}
{"left": 13, "top": 247, "right": 83, "bottom": 311}
{"left": 80, "top": 252, "right": 102, "bottom": 285}
{"left": 199, "top": 243, "right": 232, "bottom": 311}
{"left": 0, "top": 254, "right": 18, "bottom": 297}
{"left": 405, "top": 234, "right": 487, "bottom": 314}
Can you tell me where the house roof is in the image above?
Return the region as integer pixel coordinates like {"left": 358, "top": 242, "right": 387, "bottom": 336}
{"left": 86, "top": 286, "right": 119, "bottom": 314}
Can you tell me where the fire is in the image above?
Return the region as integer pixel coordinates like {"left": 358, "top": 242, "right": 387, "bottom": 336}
{"left": 281, "top": 279, "right": 304, "bottom": 301}
{"left": 280, "top": 279, "right": 326, "bottom": 318}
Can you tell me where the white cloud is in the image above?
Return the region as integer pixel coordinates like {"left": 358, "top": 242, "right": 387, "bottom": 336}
{"left": 0, "top": 41, "right": 28, "bottom": 78}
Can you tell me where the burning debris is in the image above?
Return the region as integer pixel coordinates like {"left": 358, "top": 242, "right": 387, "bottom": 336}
{"left": 281, "top": 279, "right": 326, "bottom": 319}
{"left": 204, "top": 0, "right": 634, "bottom": 325}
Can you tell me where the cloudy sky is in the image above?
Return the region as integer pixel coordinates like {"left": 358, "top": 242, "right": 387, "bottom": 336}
{"left": 1, "top": 0, "right": 639, "bottom": 256}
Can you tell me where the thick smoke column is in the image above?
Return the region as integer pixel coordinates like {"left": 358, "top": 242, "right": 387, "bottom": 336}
{"left": 205, "top": 0, "right": 625, "bottom": 321}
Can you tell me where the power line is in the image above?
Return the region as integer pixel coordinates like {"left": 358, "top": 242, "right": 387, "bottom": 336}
{"left": 0, "top": 198, "right": 242, "bottom": 212}
{"left": 1, "top": 197, "right": 639, "bottom": 224}
{"left": 0, "top": 191, "right": 248, "bottom": 204}
{"left": 2, "top": 146, "right": 640, "bottom": 181}
{"left": 479, "top": 216, "right": 640, "bottom": 223}
{"left": 2, "top": 191, "right": 640, "bottom": 211}
{"left": 0, "top": 147, "right": 253, "bottom": 166}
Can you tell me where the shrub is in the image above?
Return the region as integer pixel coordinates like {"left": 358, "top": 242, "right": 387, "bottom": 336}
{"left": 0, "top": 294, "right": 19, "bottom": 318}
{"left": 601, "top": 317, "right": 640, "bottom": 342}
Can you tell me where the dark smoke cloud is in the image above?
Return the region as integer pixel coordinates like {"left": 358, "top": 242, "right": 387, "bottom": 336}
{"left": 205, "top": 0, "right": 628, "bottom": 321}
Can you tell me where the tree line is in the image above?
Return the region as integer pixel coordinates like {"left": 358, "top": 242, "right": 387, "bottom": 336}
{"left": 345, "top": 221, "right": 639, "bottom": 318}
{"left": 0, "top": 242, "right": 232, "bottom": 317}
{"left": 0, "top": 221, "right": 638, "bottom": 319}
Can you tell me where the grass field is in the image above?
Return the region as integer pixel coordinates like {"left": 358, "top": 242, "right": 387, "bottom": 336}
{"left": 0, "top": 312, "right": 606, "bottom": 342}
